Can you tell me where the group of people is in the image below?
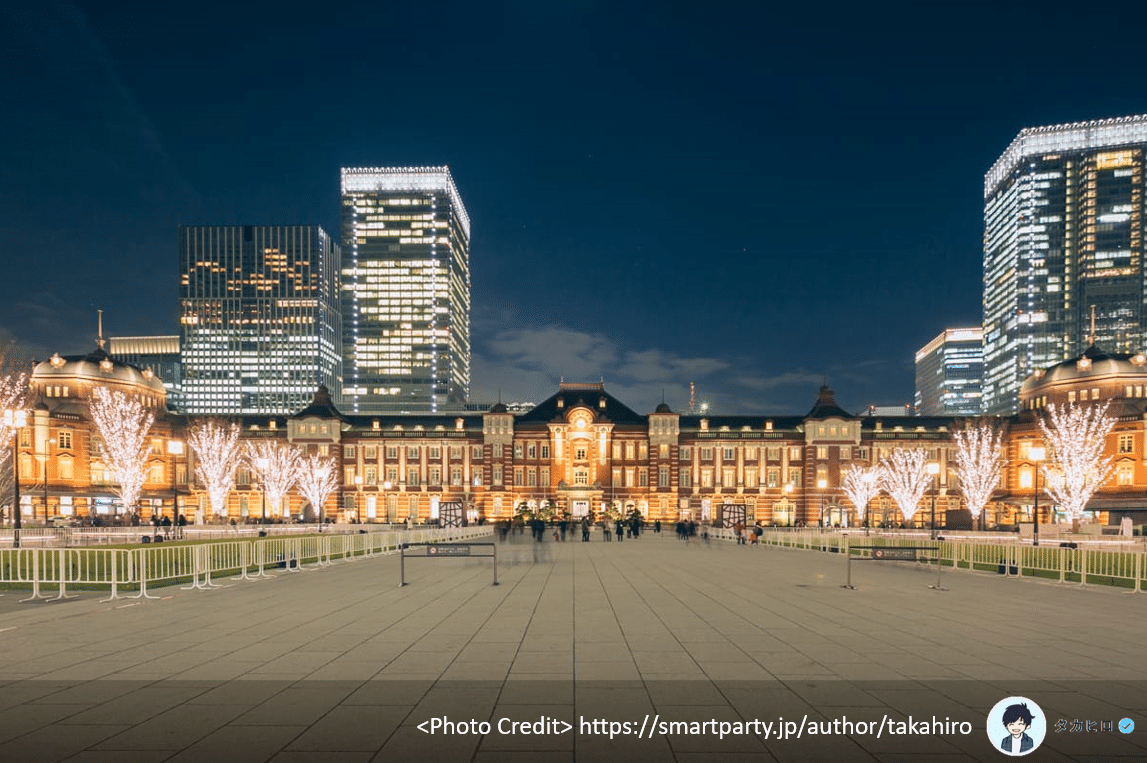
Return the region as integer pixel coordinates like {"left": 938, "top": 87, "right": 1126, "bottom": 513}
{"left": 147, "top": 512, "right": 188, "bottom": 539}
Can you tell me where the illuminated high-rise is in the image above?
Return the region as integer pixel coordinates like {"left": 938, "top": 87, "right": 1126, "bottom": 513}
{"left": 179, "top": 225, "right": 342, "bottom": 415}
{"left": 983, "top": 115, "right": 1147, "bottom": 414}
{"left": 340, "top": 166, "right": 471, "bottom": 412}
{"left": 914, "top": 328, "right": 983, "bottom": 416}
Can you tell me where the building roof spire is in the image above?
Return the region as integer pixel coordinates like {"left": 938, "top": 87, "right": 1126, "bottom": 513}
{"left": 96, "top": 309, "right": 105, "bottom": 351}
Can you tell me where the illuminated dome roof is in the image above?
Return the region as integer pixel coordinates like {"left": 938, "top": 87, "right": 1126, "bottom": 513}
{"left": 32, "top": 345, "right": 167, "bottom": 399}
{"left": 1020, "top": 343, "right": 1147, "bottom": 409}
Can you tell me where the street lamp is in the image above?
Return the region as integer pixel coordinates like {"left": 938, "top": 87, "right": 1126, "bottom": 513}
{"left": 167, "top": 440, "right": 183, "bottom": 527}
{"left": 862, "top": 469, "right": 876, "bottom": 535}
{"left": 927, "top": 461, "right": 940, "bottom": 540}
{"left": 255, "top": 456, "right": 269, "bottom": 523}
{"left": 383, "top": 479, "right": 393, "bottom": 525}
{"left": 42, "top": 437, "right": 53, "bottom": 523}
{"left": 783, "top": 482, "right": 793, "bottom": 527}
{"left": 1029, "top": 445, "right": 1046, "bottom": 547}
{"left": 4, "top": 409, "right": 27, "bottom": 548}
{"left": 817, "top": 478, "right": 827, "bottom": 530}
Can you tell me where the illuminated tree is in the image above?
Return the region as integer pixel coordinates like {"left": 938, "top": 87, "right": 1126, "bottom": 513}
{"left": 953, "top": 419, "right": 1005, "bottom": 528}
{"left": 88, "top": 386, "right": 156, "bottom": 516}
{"left": 1038, "top": 402, "right": 1116, "bottom": 531}
{"left": 296, "top": 453, "right": 337, "bottom": 526}
{"left": 187, "top": 420, "right": 241, "bottom": 523}
{"left": 879, "top": 447, "right": 930, "bottom": 525}
{"left": 0, "top": 344, "right": 30, "bottom": 514}
{"left": 841, "top": 464, "right": 881, "bottom": 524}
{"left": 245, "top": 440, "right": 301, "bottom": 520}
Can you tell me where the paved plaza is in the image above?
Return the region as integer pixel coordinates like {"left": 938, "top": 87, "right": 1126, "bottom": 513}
{"left": 0, "top": 532, "right": 1144, "bottom": 762}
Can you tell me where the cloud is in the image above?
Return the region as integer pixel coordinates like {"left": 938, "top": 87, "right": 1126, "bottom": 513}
{"left": 472, "top": 322, "right": 731, "bottom": 413}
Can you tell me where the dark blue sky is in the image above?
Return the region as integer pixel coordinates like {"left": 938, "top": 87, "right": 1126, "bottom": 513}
{"left": 2, "top": 1, "right": 1145, "bottom": 415}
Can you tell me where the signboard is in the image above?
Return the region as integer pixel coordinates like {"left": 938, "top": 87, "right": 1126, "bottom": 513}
{"left": 428, "top": 544, "right": 471, "bottom": 557}
{"left": 719, "top": 504, "right": 747, "bottom": 529}
{"left": 871, "top": 547, "right": 919, "bottom": 561}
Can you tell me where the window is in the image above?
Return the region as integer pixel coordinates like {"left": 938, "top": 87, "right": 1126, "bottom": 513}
{"left": 679, "top": 446, "right": 691, "bottom": 460}
{"left": 514, "top": 444, "right": 523, "bottom": 458}
{"left": 58, "top": 457, "right": 73, "bottom": 480}
{"left": 527, "top": 468, "right": 537, "bottom": 486}
{"left": 701, "top": 469, "right": 713, "bottom": 488}
{"left": 659, "top": 444, "right": 669, "bottom": 459}
{"left": 767, "top": 447, "right": 780, "bottom": 461}
{"left": 745, "top": 471, "right": 757, "bottom": 488}
{"left": 449, "top": 445, "right": 462, "bottom": 460}
{"left": 387, "top": 445, "right": 399, "bottom": 459}
{"left": 613, "top": 467, "right": 622, "bottom": 486}
{"left": 767, "top": 468, "right": 779, "bottom": 488}
{"left": 407, "top": 470, "right": 420, "bottom": 486}
{"left": 150, "top": 438, "right": 164, "bottom": 456}
{"left": 638, "top": 468, "right": 648, "bottom": 487}
{"left": 839, "top": 446, "right": 851, "bottom": 461}
{"left": 451, "top": 466, "right": 462, "bottom": 486}
{"left": 493, "top": 464, "right": 503, "bottom": 485}
{"left": 722, "top": 468, "right": 735, "bottom": 486}
{"left": 344, "top": 466, "right": 356, "bottom": 485}
{"left": 493, "top": 444, "right": 503, "bottom": 459}
{"left": 816, "top": 446, "right": 828, "bottom": 460}
{"left": 408, "top": 447, "right": 419, "bottom": 460}
{"left": 575, "top": 445, "right": 587, "bottom": 460}
{"left": 472, "top": 445, "right": 483, "bottom": 461}
{"left": 344, "top": 445, "right": 356, "bottom": 459}
{"left": 790, "top": 447, "right": 801, "bottom": 461}
{"left": 540, "top": 467, "right": 549, "bottom": 484}
{"left": 626, "top": 467, "right": 635, "bottom": 486}
{"left": 659, "top": 466, "right": 670, "bottom": 487}
{"left": 365, "top": 466, "right": 377, "bottom": 485}
{"left": 723, "top": 448, "right": 735, "bottom": 460}
{"left": 613, "top": 443, "right": 622, "bottom": 460}
{"left": 701, "top": 447, "right": 713, "bottom": 460}
{"left": 429, "top": 467, "right": 441, "bottom": 486}
{"left": 527, "top": 443, "right": 536, "bottom": 459}
{"left": 429, "top": 446, "right": 441, "bottom": 460}
{"left": 386, "top": 466, "right": 398, "bottom": 483}
{"left": 680, "top": 471, "right": 692, "bottom": 488}
{"left": 540, "top": 444, "right": 549, "bottom": 459}
{"left": 57, "top": 430, "right": 72, "bottom": 450}
{"left": 857, "top": 447, "right": 869, "bottom": 460}
{"left": 1117, "top": 462, "right": 1134, "bottom": 485}
{"left": 574, "top": 468, "right": 589, "bottom": 485}
{"left": 1118, "top": 433, "right": 1134, "bottom": 454}
{"left": 149, "top": 463, "right": 164, "bottom": 483}
{"left": 787, "top": 468, "right": 801, "bottom": 487}
{"left": 638, "top": 443, "right": 648, "bottom": 460}
{"left": 364, "top": 445, "right": 377, "bottom": 460}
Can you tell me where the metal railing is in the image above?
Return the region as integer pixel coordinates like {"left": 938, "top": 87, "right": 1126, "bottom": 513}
{"left": 743, "top": 528, "right": 1146, "bottom": 592}
{"left": 0, "top": 526, "right": 492, "bottom": 602}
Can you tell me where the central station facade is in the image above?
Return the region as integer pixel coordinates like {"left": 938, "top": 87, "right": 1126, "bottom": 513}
{"left": 13, "top": 343, "right": 1147, "bottom": 530}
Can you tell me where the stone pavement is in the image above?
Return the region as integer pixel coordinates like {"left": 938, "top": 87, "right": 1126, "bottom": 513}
{"left": 0, "top": 531, "right": 1144, "bottom": 762}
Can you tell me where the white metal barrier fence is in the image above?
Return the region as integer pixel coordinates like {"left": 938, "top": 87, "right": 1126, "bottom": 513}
{"left": 744, "top": 528, "right": 1146, "bottom": 592}
{"left": 0, "top": 526, "right": 492, "bottom": 602}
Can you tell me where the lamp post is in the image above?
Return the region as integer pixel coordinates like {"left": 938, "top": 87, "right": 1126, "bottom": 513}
{"left": 41, "top": 438, "right": 52, "bottom": 523}
{"left": 927, "top": 461, "right": 940, "bottom": 540}
{"left": 255, "top": 456, "right": 269, "bottom": 523}
{"left": 783, "top": 482, "right": 793, "bottom": 527}
{"left": 817, "top": 478, "right": 827, "bottom": 530}
{"left": 383, "top": 479, "right": 393, "bottom": 525}
{"left": 5, "top": 409, "right": 27, "bottom": 548}
{"left": 863, "top": 469, "right": 876, "bottom": 536}
{"left": 1029, "top": 445, "right": 1045, "bottom": 547}
{"left": 167, "top": 439, "right": 183, "bottom": 525}
{"left": 354, "top": 474, "right": 363, "bottom": 524}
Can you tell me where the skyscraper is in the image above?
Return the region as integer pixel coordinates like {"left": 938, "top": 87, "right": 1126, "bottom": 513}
{"left": 179, "top": 225, "right": 342, "bottom": 415}
{"left": 340, "top": 166, "right": 471, "bottom": 412}
{"left": 983, "top": 115, "right": 1147, "bottom": 414}
{"left": 914, "top": 327, "right": 984, "bottom": 416}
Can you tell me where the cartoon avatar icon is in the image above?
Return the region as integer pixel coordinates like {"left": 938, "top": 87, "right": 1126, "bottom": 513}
{"left": 999, "top": 702, "right": 1035, "bottom": 755}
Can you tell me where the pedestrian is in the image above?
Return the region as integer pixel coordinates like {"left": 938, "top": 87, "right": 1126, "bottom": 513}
{"left": 162, "top": 514, "right": 172, "bottom": 539}
{"left": 229, "top": 517, "right": 238, "bottom": 534}
{"left": 603, "top": 521, "right": 611, "bottom": 541}
{"left": 752, "top": 521, "right": 763, "bottom": 545}
{"left": 177, "top": 513, "right": 187, "bottom": 539}
{"left": 735, "top": 521, "right": 746, "bottom": 545}
{"left": 615, "top": 520, "right": 624, "bottom": 542}
{"left": 581, "top": 516, "right": 590, "bottom": 542}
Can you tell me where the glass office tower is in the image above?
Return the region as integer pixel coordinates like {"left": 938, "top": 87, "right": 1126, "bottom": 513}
{"left": 179, "top": 225, "right": 342, "bottom": 415}
{"left": 914, "top": 327, "right": 984, "bottom": 416}
{"left": 340, "top": 166, "right": 471, "bottom": 412}
{"left": 983, "top": 115, "right": 1147, "bottom": 414}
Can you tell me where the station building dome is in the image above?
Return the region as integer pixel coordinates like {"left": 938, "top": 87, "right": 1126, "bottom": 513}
{"left": 1020, "top": 343, "right": 1147, "bottom": 413}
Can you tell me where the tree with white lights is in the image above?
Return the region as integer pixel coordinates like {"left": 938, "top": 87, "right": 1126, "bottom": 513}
{"left": 1038, "top": 401, "right": 1115, "bottom": 532}
{"left": 296, "top": 453, "right": 338, "bottom": 527}
{"left": 842, "top": 464, "right": 882, "bottom": 526}
{"left": 88, "top": 386, "right": 156, "bottom": 517}
{"left": 954, "top": 418, "right": 1005, "bottom": 529}
{"left": 246, "top": 440, "right": 301, "bottom": 520}
{"left": 0, "top": 343, "right": 30, "bottom": 516}
{"left": 187, "top": 420, "right": 241, "bottom": 523}
{"left": 878, "top": 447, "right": 931, "bottom": 526}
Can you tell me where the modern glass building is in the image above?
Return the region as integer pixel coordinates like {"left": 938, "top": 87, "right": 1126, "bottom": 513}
{"left": 107, "top": 335, "right": 185, "bottom": 412}
{"left": 178, "top": 225, "right": 342, "bottom": 415}
{"left": 983, "top": 115, "right": 1147, "bottom": 414}
{"left": 340, "top": 166, "right": 471, "bottom": 413}
{"left": 914, "top": 327, "right": 984, "bottom": 416}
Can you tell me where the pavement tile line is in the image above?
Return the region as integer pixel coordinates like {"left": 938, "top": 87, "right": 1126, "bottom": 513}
{"left": 0, "top": 536, "right": 1143, "bottom": 762}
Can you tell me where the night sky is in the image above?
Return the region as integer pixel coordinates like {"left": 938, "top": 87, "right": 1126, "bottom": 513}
{"left": 2, "top": 1, "right": 1145, "bottom": 416}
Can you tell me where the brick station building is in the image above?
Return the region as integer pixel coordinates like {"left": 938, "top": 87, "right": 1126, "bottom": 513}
{"left": 11, "top": 342, "right": 1147, "bottom": 531}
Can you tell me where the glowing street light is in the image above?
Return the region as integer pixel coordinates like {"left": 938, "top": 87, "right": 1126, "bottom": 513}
{"left": 1029, "top": 445, "right": 1046, "bottom": 547}
{"left": 927, "top": 461, "right": 940, "bottom": 540}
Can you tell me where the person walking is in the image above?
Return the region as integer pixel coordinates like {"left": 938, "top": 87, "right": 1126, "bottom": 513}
{"left": 615, "top": 519, "right": 624, "bottom": 542}
{"left": 581, "top": 516, "right": 590, "bottom": 542}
